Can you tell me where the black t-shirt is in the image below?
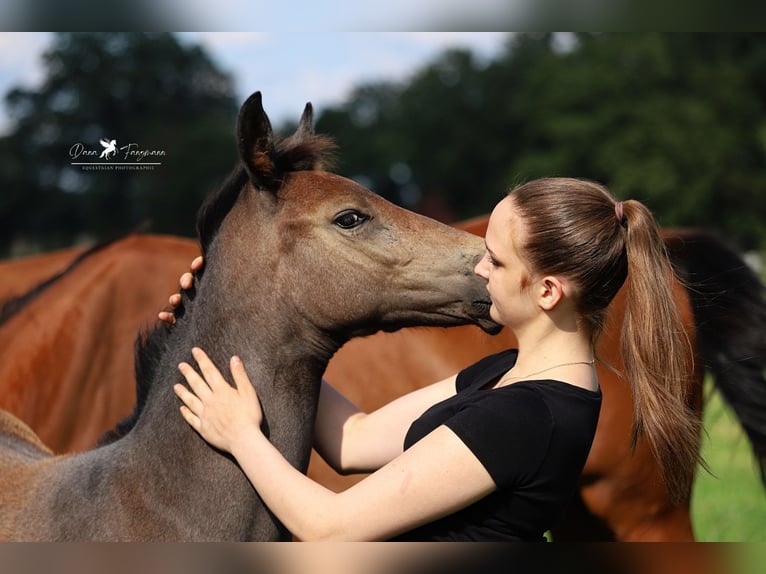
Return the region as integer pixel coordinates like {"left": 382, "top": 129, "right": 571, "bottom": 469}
{"left": 391, "top": 349, "right": 602, "bottom": 541}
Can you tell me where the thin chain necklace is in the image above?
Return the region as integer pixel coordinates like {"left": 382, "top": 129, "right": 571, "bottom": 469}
{"left": 499, "top": 359, "right": 595, "bottom": 385}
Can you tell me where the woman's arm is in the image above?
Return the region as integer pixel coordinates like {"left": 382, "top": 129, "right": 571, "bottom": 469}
{"left": 313, "top": 375, "right": 457, "bottom": 475}
{"left": 175, "top": 348, "right": 495, "bottom": 541}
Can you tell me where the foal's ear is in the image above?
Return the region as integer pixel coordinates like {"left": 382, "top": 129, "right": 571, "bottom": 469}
{"left": 237, "top": 91, "right": 278, "bottom": 188}
{"left": 295, "top": 102, "right": 314, "bottom": 138}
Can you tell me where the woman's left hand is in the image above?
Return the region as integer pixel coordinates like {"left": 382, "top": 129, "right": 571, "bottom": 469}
{"left": 174, "top": 347, "right": 263, "bottom": 453}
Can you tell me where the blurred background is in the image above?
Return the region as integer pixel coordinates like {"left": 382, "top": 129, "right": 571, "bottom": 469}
{"left": 0, "top": 32, "right": 764, "bottom": 546}
{"left": 2, "top": 33, "right": 766, "bottom": 262}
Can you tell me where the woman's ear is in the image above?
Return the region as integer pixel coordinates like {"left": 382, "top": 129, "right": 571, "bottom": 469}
{"left": 538, "top": 276, "right": 566, "bottom": 311}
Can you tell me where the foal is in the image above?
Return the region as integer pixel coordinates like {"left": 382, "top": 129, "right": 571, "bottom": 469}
{"left": 0, "top": 92, "right": 497, "bottom": 541}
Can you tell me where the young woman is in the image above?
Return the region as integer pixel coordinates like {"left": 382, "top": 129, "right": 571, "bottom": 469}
{"left": 164, "top": 177, "right": 699, "bottom": 541}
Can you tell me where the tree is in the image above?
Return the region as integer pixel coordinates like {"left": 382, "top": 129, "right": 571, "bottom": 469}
{"left": 317, "top": 81, "right": 410, "bottom": 208}
{"left": 500, "top": 33, "right": 766, "bottom": 249}
{"left": 0, "top": 33, "right": 238, "bottom": 256}
{"left": 316, "top": 33, "right": 766, "bottom": 251}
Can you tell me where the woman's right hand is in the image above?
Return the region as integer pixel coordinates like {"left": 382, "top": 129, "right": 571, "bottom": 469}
{"left": 158, "top": 255, "right": 204, "bottom": 325}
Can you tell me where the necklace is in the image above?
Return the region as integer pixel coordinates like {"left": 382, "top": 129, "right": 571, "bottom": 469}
{"left": 499, "top": 359, "right": 595, "bottom": 384}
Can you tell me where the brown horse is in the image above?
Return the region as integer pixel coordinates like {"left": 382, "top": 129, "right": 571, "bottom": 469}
{"left": 0, "top": 91, "right": 497, "bottom": 541}
{"left": 0, "top": 244, "right": 88, "bottom": 301}
{"left": 0, "top": 235, "right": 199, "bottom": 453}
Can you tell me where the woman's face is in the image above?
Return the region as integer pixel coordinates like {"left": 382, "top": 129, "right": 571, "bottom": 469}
{"left": 474, "top": 197, "right": 538, "bottom": 327}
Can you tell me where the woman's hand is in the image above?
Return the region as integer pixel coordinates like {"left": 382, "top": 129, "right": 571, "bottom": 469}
{"left": 158, "top": 255, "right": 204, "bottom": 325}
{"left": 174, "top": 347, "right": 263, "bottom": 454}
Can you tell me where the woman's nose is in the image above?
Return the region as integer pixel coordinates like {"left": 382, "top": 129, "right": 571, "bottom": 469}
{"left": 474, "top": 254, "right": 489, "bottom": 279}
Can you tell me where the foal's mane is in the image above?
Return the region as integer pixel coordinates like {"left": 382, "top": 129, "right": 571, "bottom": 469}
{"left": 98, "top": 127, "right": 337, "bottom": 445}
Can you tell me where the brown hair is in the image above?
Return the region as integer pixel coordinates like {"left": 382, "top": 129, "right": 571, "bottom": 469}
{"left": 509, "top": 177, "right": 701, "bottom": 504}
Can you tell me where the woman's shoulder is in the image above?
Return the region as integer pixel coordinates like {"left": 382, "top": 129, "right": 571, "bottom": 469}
{"left": 456, "top": 349, "right": 518, "bottom": 392}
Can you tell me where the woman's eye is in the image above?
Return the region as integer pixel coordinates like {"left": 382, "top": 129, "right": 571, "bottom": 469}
{"left": 334, "top": 210, "right": 369, "bottom": 229}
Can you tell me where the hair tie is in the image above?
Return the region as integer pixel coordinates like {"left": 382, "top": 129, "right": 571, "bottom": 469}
{"left": 615, "top": 201, "right": 627, "bottom": 228}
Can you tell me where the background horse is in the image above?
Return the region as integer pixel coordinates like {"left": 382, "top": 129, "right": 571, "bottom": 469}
{"left": 0, "top": 92, "right": 496, "bottom": 541}
{"left": 0, "top": 235, "right": 199, "bottom": 453}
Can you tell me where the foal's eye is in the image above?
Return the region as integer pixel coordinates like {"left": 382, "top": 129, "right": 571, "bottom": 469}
{"left": 334, "top": 210, "right": 369, "bottom": 229}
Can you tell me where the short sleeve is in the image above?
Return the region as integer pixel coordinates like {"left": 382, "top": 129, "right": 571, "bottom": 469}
{"left": 455, "top": 349, "right": 518, "bottom": 392}
{"left": 444, "top": 385, "right": 553, "bottom": 488}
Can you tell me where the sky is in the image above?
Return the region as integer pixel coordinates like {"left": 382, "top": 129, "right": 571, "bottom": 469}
{"left": 0, "top": 1, "right": 521, "bottom": 32}
{"left": 0, "top": 32, "right": 511, "bottom": 135}
{"left": 169, "top": 0, "right": 517, "bottom": 31}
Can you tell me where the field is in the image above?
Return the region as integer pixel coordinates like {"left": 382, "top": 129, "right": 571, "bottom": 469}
{"left": 692, "top": 380, "right": 766, "bottom": 541}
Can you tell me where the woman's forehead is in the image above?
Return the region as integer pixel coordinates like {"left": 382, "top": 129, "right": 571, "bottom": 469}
{"left": 486, "top": 197, "right": 518, "bottom": 243}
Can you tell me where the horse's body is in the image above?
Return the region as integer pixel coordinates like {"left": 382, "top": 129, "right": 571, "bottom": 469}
{"left": 0, "top": 235, "right": 200, "bottom": 453}
{"left": 0, "top": 244, "right": 87, "bottom": 302}
{"left": 0, "top": 92, "right": 497, "bottom": 541}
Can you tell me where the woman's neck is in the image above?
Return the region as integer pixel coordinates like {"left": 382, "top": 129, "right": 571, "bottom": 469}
{"left": 504, "top": 318, "right": 596, "bottom": 388}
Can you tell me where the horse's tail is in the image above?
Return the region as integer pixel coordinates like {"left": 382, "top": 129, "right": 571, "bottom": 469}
{"left": 665, "top": 230, "right": 766, "bottom": 485}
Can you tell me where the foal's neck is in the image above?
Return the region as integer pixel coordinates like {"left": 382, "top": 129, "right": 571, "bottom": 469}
{"left": 120, "top": 261, "right": 329, "bottom": 540}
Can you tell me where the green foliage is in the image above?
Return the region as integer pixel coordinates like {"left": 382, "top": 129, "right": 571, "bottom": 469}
{"left": 318, "top": 33, "right": 766, "bottom": 250}
{"left": 3, "top": 33, "right": 766, "bottom": 255}
{"left": 0, "top": 33, "right": 238, "bottom": 256}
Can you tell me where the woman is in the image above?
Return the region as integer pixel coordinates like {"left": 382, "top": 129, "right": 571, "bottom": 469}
{"left": 164, "top": 177, "right": 699, "bottom": 541}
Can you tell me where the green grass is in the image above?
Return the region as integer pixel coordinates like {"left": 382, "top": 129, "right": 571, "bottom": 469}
{"left": 691, "top": 380, "right": 766, "bottom": 541}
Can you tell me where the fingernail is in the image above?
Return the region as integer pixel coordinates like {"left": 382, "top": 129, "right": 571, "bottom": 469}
{"left": 232, "top": 355, "right": 241, "bottom": 365}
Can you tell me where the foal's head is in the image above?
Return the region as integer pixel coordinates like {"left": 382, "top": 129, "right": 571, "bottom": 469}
{"left": 188, "top": 91, "right": 498, "bottom": 348}
{"left": 104, "top": 91, "right": 497, "bottom": 445}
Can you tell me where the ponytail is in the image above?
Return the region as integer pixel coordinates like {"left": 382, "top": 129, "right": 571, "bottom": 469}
{"left": 620, "top": 200, "right": 703, "bottom": 504}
